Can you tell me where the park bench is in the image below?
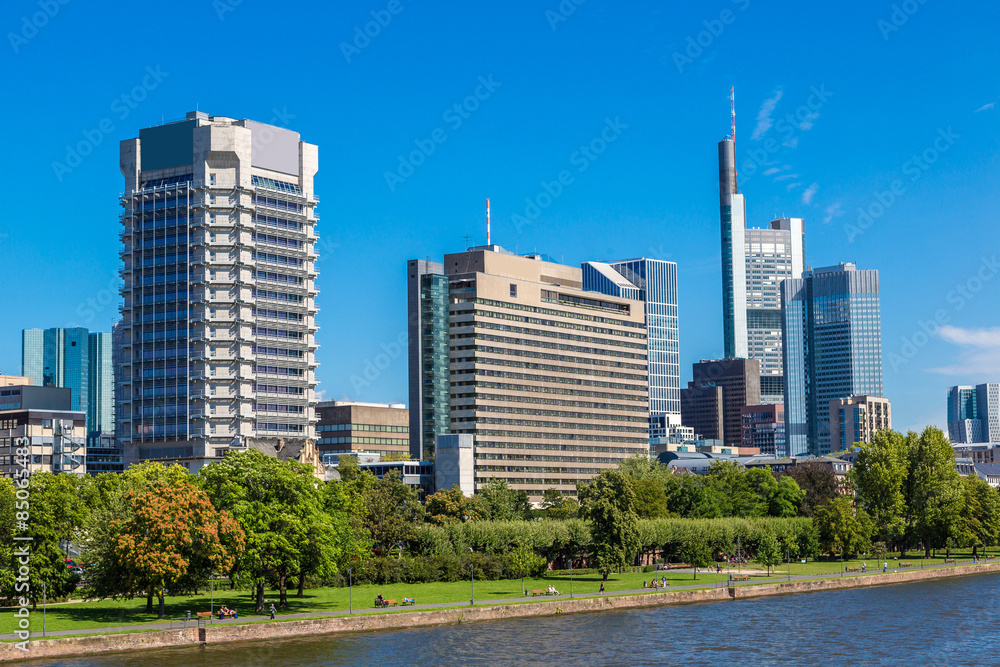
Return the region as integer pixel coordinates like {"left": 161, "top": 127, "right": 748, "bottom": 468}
{"left": 401, "top": 598, "right": 415, "bottom": 606}
{"left": 945, "top": 558, "right": 956, "bottom": 563}
{"left": 385, "top": 599, "right": 397, "bottom": 607}
{"left": 731, "top": 575, "right": 751, "bottom": 582}
{"left": 845, "top": 566, "right": 861, "bottom": 572}
{"left": 900, "top": 562, "right": 912, "bottom": 567}
{"left": 531, "top": 590, "right": 545, "bottom": 596}
{"left": 988, "top": 555, "right": 996, "bottom": 560}
{"left": 196, "top": 612, "right": 213, "bottom": 619}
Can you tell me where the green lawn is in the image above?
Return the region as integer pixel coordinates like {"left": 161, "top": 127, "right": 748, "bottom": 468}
{"left": 3, "top": 549, "right": 994, "bottom": 635}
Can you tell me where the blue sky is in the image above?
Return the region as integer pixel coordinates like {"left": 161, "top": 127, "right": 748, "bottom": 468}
{"left": 1, "top": 0, "right": 998, "bottom": 433}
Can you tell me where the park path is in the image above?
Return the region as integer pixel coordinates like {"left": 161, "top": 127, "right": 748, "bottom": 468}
{"left": 2, "top": 559, "right": 980, "bottom": 641}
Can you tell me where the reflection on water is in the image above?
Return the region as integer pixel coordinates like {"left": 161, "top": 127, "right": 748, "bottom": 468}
{"left": 16, "top": 574, "right": 1000, "bottom": 666}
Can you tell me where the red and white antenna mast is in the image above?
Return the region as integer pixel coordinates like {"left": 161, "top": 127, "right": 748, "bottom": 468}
{"left": 730, "top": 86, "right": 736, "bottom": 142}
{"left": 486, "top": 198, "right": 491, "bottom": 246}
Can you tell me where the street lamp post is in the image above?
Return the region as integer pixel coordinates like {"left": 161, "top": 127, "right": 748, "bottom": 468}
{"left": 569, "top": 556, "right": 573, "bottom": 598}
{"left": 470, "top": 564, "right": 474, "bottom": 606}
{"left": 42, "top": 582, "right": 46, "bottom": 637}
{"left": 210, "top": 575, "right": 214, "bottom": 621}
{"left": 348, "top": 568, "right": 353, "bottom": 614}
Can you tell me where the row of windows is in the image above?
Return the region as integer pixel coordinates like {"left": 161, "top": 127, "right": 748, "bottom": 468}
{"left": 255, "top": 365, "right": 304, "bottom": 377}
{"left": 472, "top": 333, "right": 646, "bottom": 361}
{"left": 255, "top": 233, "right": 303, "bottom": 249}
{"left": 460, "top": 417, "right": 647, "bottom": 434}
{"left": 475, "top": 440, "right": 643, "bottom": 454}
{"left": 253, "top": 251, "right": 303, "bottom": 267}
{"left": 317, "top": 423, "right": 409, "bottom": 433}
{"left": 461, "top": 298, "right": 643, "bottom": 330}
{"left": 257, "top": 404, "right": 304, "bottom": 414}
{"left": 255, "top": 346, "right": 304, "bottom": 359}
{"left": 254, "top": 328, "right": 305, "bottom": 342}
{"left": 255, "top": 270, "right": 303, "bottom": 286}
{"left": 254, "top": 213, "right": 304, "bottom": 231}
{"left": 256, "top": 422, "right": 305, "bottom": 432}
{"left": 470, "top": 430, "right": 648, "bottom": 445}
{"left": 458, "top": 306, "right": 645, "bottom": 339}
{"left": 453, "top": 392, "right": 647, "bottom": 413}
{"left": 254, "top": 308, "right": 304, "bottom": 322}
{"left": 452, "top": 379, "right": 641, "bottom": 402}
{"left": 251, "top": 175, "right": 302, "bottom": 194}
{"left": 479, "top": 453, "right": 630, "bottom": 465}
{"left": 255, "top": 289, "right": 304, "bottom": 304}
{"left": 454, "top": 356, "right": 646, "bottom": 383}
{"left": 256, "top": 384, "right": 305, "bottom": 395}
{"left": 253, "top": 194, "right": 302, "bottom": 213}
{"left": 469, "top": 320, "right": 646, "bottom": 351}
{"left": 469, "top": 345, "right": 647, "bottom": 372}
{"left": 471, "top": 369, "right": 647, "bottom": 395}
{"left": 317, "top": 436, "right": 409, "bottom": 445}
{"left": 468, "top": 404, "right": 646, "bottom": 424}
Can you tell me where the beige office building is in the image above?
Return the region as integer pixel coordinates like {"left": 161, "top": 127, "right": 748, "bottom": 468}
{"left": 316, "top": 401, "right": 410, "bottom": 459}
{"left": 829, "top": 395, "right": 891, "bottom": 450}
{"left": 443, "top": 246, "right": 649, "bottom": 500}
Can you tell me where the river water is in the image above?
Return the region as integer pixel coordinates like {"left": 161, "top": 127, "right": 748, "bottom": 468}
{"left": 17, "top": 573, "right": 999, "bottom": 666}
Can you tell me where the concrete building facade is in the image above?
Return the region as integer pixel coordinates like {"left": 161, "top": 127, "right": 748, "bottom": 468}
{"left": 316, "top": 401, "right": 409, "bottom": 460}
{"left": 0, "top": 386, "right": 87, "bottom": 478}
{"left": 116, "top": 111, "right": 320, "bottom": 472}
{"left": 682, "top": 358, "right": 760, "bottom": 448}
{"left": 829, "top": 395, "right": 891, "bottom": 451}
{"left": 741, "top": 403, "right": 785, "bottom": 457}
{"left": 947, "top": 384, "right": 1000, "bottom": 444}
{"left": 430, "top": 246, "right": 649, "bottom": 500}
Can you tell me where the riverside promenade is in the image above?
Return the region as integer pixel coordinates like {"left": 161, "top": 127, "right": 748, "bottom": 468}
{"left": 3, "top": 560, "right": 998, "bottom": 662}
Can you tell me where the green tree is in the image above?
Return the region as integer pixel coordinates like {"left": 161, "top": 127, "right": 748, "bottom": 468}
{"left": 362, "top": 470, "right": 425, "bottom": 552}
{"left": 958, "top": 474, "right": 1000, "bottom": 558}
{"left": 473, "top": 479, "right": 530, "bottom": 521}
{"left": 903, "top": 427, "right": 965, "bottom": 557}
{"left": 754, "top": 531, "right": 783, "bottom": 576}
{"left": 630, "top": 477, "right": 670, "bottom": 519}
{"left": 814, "top": 496, "right": 873, "bottom": 558}
{"left": 704, "top": 461, "right": 767, "bottom": 517}
{"left": 578, "top": 470, "right": 640, "bottom": 581}
{"left": 783, "top": 461, "right": 840, "bottom": 516}
{"left": 851, "top": 429, "right": 908, "bottom": 548}
{"left": 425, "top": 485, "right": 476, "bottom": 524}
{"left": 0, "top": 478, "right": 15, "bottom": 598}
{"left": 681, "top": 534, "right": 713, "bottom": 580}
{"left": 508, "top": 543, "right": 546, "bottom": 595}
{"left": 769, "top": 475, "right": 806, "bottom": 518}
{"left": 541, "top": 488, "right": 579, "bottom": 520}
{"left": 200, "top": 450, "right": 344, "bottom": 612}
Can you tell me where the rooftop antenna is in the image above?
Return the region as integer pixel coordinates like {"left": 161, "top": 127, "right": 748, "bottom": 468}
{"left": 486, "top": 198, "right": 491, "bottom": 246}
{"left": 730, "top": 86, "right": 735, "bottom": 142}
{"left": 462, "top": 234, "right": 472, "bottom": 249}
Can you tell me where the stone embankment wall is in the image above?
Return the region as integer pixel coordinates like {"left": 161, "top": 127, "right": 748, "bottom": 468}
{"left": 5, "top": 562, "right": 998, "bottom": 662}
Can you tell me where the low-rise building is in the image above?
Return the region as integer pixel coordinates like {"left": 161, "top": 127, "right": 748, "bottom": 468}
{"left": 0, "top": 375, "right": 33, "bottom": 387}
{"left": 829, "top": 396, "right": 891, "bottom": 451}
{"left": 974, "top": 463, "right": 1000, "bottom": 489}
{"left": 952, "top": 443, "right": 1000, "bottom": 464}
{"left": 0, "top": 386, "right": 86, "bottom": 478}
{"left": 316, "top": 401, "right": 409, "bottom": 458}
{"left": 741, "top": 403, "right": 785, "bottom": 457}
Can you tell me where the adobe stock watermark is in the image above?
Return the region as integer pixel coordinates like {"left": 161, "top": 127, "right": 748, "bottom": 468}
{"left": 739, "top": 85, "right": 833, "bottom": 185}
{"left": 384, "top": 75, "right": 501, "bottom": 192}
{"left": 52, "top": 66, "right": 169, "bottom": 182}
{"left": 887, "top": 254, "right": 999, "bottom": 372}
{"left": 8, "top": 0, "right": 70, "bottom": 54}
{"left": 12, "top": 435, "right": 33, "bottom": 652}
{"left": 340, "top": 0, "right": 409, "bottom": 63}
{"left": 878, "top": 0, "right": 931, "bottom": 41}
{"left": 511, "top": 117, "right": 628, "bottom": 234}
{"left": 350, "top": 331, "right": 408, "bottom": 394}
{"left": 672, "top": 0, "right": 751, "bottom": 74}
{"left": 546, "top": 0, "right": 586, "bottom": 30}
{"left": 66, "top": 272, "right": 121, "bottom": 329}
{"left": 213, "top": 0, "right": 242, "bottom": 21}
{"left": 844, "top": 126, "right": 959, "bottom": 242}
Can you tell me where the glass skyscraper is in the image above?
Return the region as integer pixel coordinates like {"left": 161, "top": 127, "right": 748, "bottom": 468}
{"left": 582, "top": 258, "right": 680, "bottom": 420}
{"left": 21, "top": 327, "right": 112, "bottom": 436}
{"left": 718, "top": 136, "right": 805, "bottom": 404}
{"left": 947, "top": 384, "right": 1000, "bottom": 443}
{"left": 117, "top": 111, "right": 319, "bottom": 471}
{"left": 781, "top": 263, "right": 883, "bottom": 456}
{"left": 407, "top": 259, "right": 450, "bottom": 460}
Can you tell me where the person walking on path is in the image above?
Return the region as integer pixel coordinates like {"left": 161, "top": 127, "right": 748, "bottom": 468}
{"left": 269, "top": 603, "right": 276, "bottom": 620}
{"left": 883, "top": 562, "right": 887, "bottom": 573}
{"left": 599, "top": 581, "right": 605, "bottom": 593}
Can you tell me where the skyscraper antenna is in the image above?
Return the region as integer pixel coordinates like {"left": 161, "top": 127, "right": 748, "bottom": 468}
{"left": 730, "top": 86, "right": 735, "bottom": 142}
{"left": 486, "top": 198, "right": 491, "bottom": 246}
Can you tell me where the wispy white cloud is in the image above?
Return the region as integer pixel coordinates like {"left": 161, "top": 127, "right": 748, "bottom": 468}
{"left": 798, "top": 110, "right": 820, "bottom": 130}
{"left": 975, "top": 102, "right": 996, "bottom": 113}
{"left": 783, "top": 137, "right": 799, "bottom": 149}
{"left": 801, "top": 182, "right": 819, "bottom": 204}
{"left": 763, "top": 167, "right": 782, "bottom": 176}
{"left": 751, "top": 90, "right": 783, "bottom": 140}
{"left": 823, "top": 202, "right": 843, "bottom": 223}
{"left": 786, "top": 182, "right": 802, "bottom": 191}
{"left": 773, "top": 173, "right": 799, "bottom": 182}
{"left": 928, "top": 326, "right": 1000, "bottom": 375}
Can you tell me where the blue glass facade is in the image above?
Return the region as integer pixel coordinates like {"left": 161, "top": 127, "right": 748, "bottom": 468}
{"left": 782, "top": 264, "right": 883, "bottom": 456}
{"left": 21, "top": 327, "right": 112, "bottom": 436}
{"left": 407, "top": 259, "right": 450, "bottom": 460}
{"left": 583, "top": 258, "right": 680, "bottom": 418}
